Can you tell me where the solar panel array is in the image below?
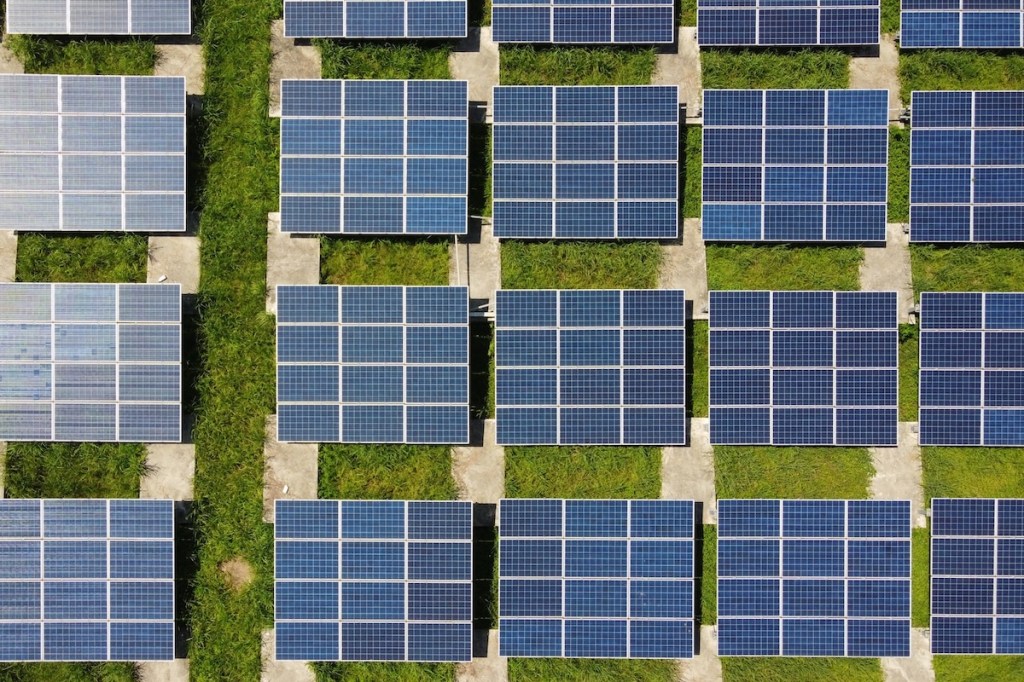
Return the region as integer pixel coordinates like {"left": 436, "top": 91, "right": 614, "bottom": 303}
{"left": 0, "top": 283, "right": 182, "bottom": 443}
{"left": 276, "top": 285, "right": 469, "bottom": 444}
{"left": 0, "top": 499, "right": 175, "bottom": 662}
{"left": 491, "top": 0, "right": 673, "bottom": 43}
{"left": 495, "top": 289, "right": 686, "bottom": 446}
{"left": 0, "top": 75, "right": 186, "bottom": 233}
{"left": 932, "top": 498, "right": 1024, "bottom": 654}
{"left": 284, "top": 0, "right": 466, "bottom": 38}
{"left": 910, "top": 91, "right": 1024, "bottom": 243}
{"left": 492, "top": 86, "right": 678, "bottom": 240}
{"left": 718, "top": 499, "right": 911, "bottom": 657}
{"left": 919, "top": 292, "right": 1024, "bottom": 446}
{"left": 5, "top": 0, "right": 191, "bottom": 34}
{"left": 709, "top": 291, "right": 898, "bottom": 446}
{"left": 702, "top": 89, "right": 889, "bottom": 242}
{"left": 697, "top": 0, "right": 879, "bottom": 46}
{"left": 901, "top": 4, "right": 1024, "bottom": 48}
{"left": 499, "top": 499, "right": 695, "bottom": 659}
{"left": 280, "top": 80, "right": 467, "bottom": 235}
{"left": 274, "top": 500, "right": 472, "bottom": 662}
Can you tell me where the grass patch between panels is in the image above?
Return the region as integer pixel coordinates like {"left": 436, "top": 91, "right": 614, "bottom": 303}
{"left": 720, "top": 658, "right": 882, "bottom": 682}
{"left": 682, "top": 125, "right": 702, "bottom": 219}
{"left": 888, "top": 126, "right": 910, "bottom": 224}
{"left": 504, "top": 446, "right": 662, "bottom": 498}
{"left": 899, "top": 51, "right": 1024, "bottom": 105}
{"left": 499, "top": 46, "right": 657, "bottom": 86}
{"left": 318, "top": 444, "right": 458, "bottom": 500}
{"left": 913, "top": 526, "right": 929, "bottom": 628}
{"left": 320, "top": 238, "right": 451, "bottom": 285}
{"left": 706, "top": 245, "right": 862, "bottom": 291}
{"left": 689, "top": 320, "right": 709, "bottom": 418}
{"left": 899, "top": 324, "right": 918, "bottom": 422}
{"left": 15, "top": 234, "right": 148, "bottom": 283}
{"left": 0, "top": 663, "right": 138, "bottom": 682}
{"left": 881, "top": 0, "right": 900, "bottom": 33}
{"left": 317, "top": 41, "right": 452, "bottom": 80}
{"left": 508, "top": 659, "right": 678, "bottom": 682}
{"left": 701, "top": 524, "right": 717, "bottom": 623}
{"left": 501, "top": 241, "right": 662, "bottom": 289}
{"left": 3, "top": 443, "right": 146, "bottom": 499}
{"left": 700, "top": 49, "right": 850, "bottom": 90}
{"left": 910, "top": 245, "right": 1024, "bottom": 294}
{"left": 922, "top": 448, "right": 1024, "bottom": 501}
{"left": 932, "top": 656, "right": 1024, "bottom": 681}
{"left": 714, "top": 447, "right": 874, "bottom": 499}
{"left": 6, "top": 36, "right": 156, "bottom": 75}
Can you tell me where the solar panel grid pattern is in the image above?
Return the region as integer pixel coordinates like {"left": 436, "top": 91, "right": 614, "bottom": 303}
{"left": 901, "top": 2, "right": 1024, "bottom": 48}
{"left": 494, "top": 289, "right": 686, "bottom": 445}
{"left": 702, "top": 89, "right": 889, "bottom": 242}
{"left": 5, "top": 0, "right": 191, "bottom": 34}
{"left": 697, "top": 0, "right": 880, "bottom": 45}
{"left": 284, "top": 0, "right": 466, "bottom": 37}
{"left": 709, "top": 290, "right": 899, "bottom": 446}
{"left": 918, "top": 292, "right": 1024, "bottom": 446}
{"left": 274, "top": 500, "right": 473, "bottom": 662}
{"left": 910, "top": 92, "right": 1024, "bottom": 243}
{"left": 932, "top": 498, "right": 1024, "bottom": 654}
{"left": 491, "top": 0, "right": 674, "bottom": 43}
{"left": 276, "top": 285, "right": 470, "bottom": 444}
{"left": 717, "top": 499, "right": 912, "bottom": 657}
{"left": 280, "top": 80, "right": 468, "bottom": 235}
{"left": 0, "top": 499, "right": 175, "bottom": 662}
{"left": 0, "top": 283, "right": 181, "bottom": 443}
{"left": 0, "top": 75, "right": 186, "bottom": 233}
{"left": 492, "top": 86, "right": 679, "bottom": 240}
{"left": 499, "top": 499, "right": 695, "bottom": 658}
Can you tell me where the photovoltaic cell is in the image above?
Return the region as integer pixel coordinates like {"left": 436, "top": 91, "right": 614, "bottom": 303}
{"left": 499, "top": 499, "right": 695, "bottom": 658}
{"left": 919, "top": 292, "right": 1024, "bottom": 446}
{"left": 709, "top": 290, "right": 898, "bottom": 446}
{"left": 495, "top": 289, "right": 686, "bottom": 445}
{"left": 697, "top": 0, "right": 879, "bottom": 46}
{"left": 0, "top": 499, "right": 174, "bottom": 662}
{"left": 902, "top": 4, "right": 1024, "bottom": 48}
{"left": 492, "top": 86, "right": 678, "bottom": 239}
{"left": 910, "top": 91, "right": 1024, "bottom": 243}
{"left": 276, "top": 285, "right": 469, "bottom": 444}
{"left": 718, "top": 499, "right": 911, "bottom": 657}
{"left": 6, "top": 0, "right": 190, "bottom": 34}
{"left": 274, "top": 500, "right": 472, "bottom": 662}
{"left": 492, "top": 0, "right": 673, "bottom": 43}
{"left": 280, "top": 80, "right": 467, "bottom": 235}
{"left": 702, "top": 89, "right": 889, "bottom": 242}
{"left": 284, "top": 0, "right": 466, "bottom": 37}
{"left": 0, "top": 283, "right": 182, "bottom": 443}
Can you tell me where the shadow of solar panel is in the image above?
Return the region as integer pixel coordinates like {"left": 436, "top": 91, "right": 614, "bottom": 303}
{"left": 709, "top": 290, "right": 898, "bottom": 446}
{"left": 697, "top": 2, "right": 879, "bottom": 45}
{"left": 901, "top": 5, "right": 1024, "bottom": 48}
{"left": 284, "top": 0, "right": 466, "bottom": 37}
{"left": 492, "top": 86, "right": 678, "bottom": 240}
{"left": 5, "top": 0, "right": 190, "bottom": 34}
{"left": 492, "top": 2, "right": 673, "bottom": 43}
{"left": 498, "top": 499, "right": 695, "bottom": 658}
{"left": 274, "top": 500, "right": 472, "bottom": 662}
{"left": 702, "top": 89, "right": 889, "bottom": 242}
{"left": 718, "top": 499, "right": 911, "bottom": 657}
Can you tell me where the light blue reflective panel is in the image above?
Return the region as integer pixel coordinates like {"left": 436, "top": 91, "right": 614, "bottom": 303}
{"left": 110, "top": 499, "right": 173, "bottom": 539}
{"left": 110, "top": 540, "right": 173, "bottom": 579}
{"left": 985, "top": 332, "right": 1024, "bottom": 368}
{"left": 341, "top": 622, "right": 405, "bottom": 661}
{"left": 976, "top": 129, "right": 1024, "bottom": 166}
{"left": 125, "top": 155, "right": 185, "bottom": 192}
{"left": 500, "top": 499, "right": 562, "bottom": 537}
{"left": 278, "top": 365, "right": 338, "bottom": 403}
{"left": 280, "top": 80, "right": 342, "bottom": 117}
{"left": 339, "top": 500, "right": 403, "bottom": 539}
{"left": 764, "top": 128, "right": 823, "bottom": 165}
{"left": 987, "top": 294, "right": 1024, "bottom": 330}
{"left": 492, "top": 201, "right": 553, "bottom": 238}
{"left": 283, "top": 1, "right": 345, "bottom": 37}
{"left": 499, "top": 619, "right": 562, "bottom": 657}
{"left": 501, "top": 538, "right": 562, "bottom": 576}
{"left": 53, "top": 284, "right": 115, "bottom": 321}
{"left": 408, "top": 623, "right": 472, "bottom": 662}
{"left": 718, "top": 499, "right": 780, "bottom": 537}
{"left": 624, "top": 368, "right": 685, "bottom": 405}
{"left": 849, "top": 539, "right": 910, "bottom": 577}
{"left": 782, "top": 619, "right": 845, "bottom": 657}
{"left": 407, "top": 81, "right": 467, "bottom": 118}
{"left": 410, "top": 541, "right": 471, "bottom": 580}
{"left": 933, "top": 498, "right": 995, "bottom": 537}
{"left": 630, "top": 500, "right": 692, "bottom": 539}
{"left": 278, "top": 327, "right": 338, "bottom": 364}
{"left": 276, "top": 500, "right": 338, "bottom": 539}
{"left": 496, "top": 290, "right": 557, "bottom": 327}
{"left": 44, "top": 622, "right": 107, "bottom": 662}
{"left": 565, "top": 500, "right": 626, "bottom": 538}
{"left": 344, "top": 81, "right": 403, "bottom": 117}
{"left": 494, "top": 162, "right": 552, "bottom": 199}
{"left": 632, "top": 620, "right": 692, "bottom": 659}
{"left": 975, "top": 168, "right": 1024, "bottom": 204}
{"left": 276, "top": 621, "right": 338, "bottom": 661}
{"left": 343, "top": 120, "right": 404, "bottom": 157}
{"left": 0, "top": 622, "right": 40, "bottom": 661}
{"left": 342, "top": 157, "right": 401, "bottom": 195}
{"left": 408, "top": 501, "right": 471, "bottom": 540}
{"left": 717, "top": 618, "right": 780, "bottom": 656}
{"left": 340, "top": 581, "right": 402, "bottom": 620}
{"left": 704, "top": 127, "right": 762, "bottom": 165}
{"left": 0, "top": 364, "right": 50, "bottom": 401}
{"left": 341, "top": 405, "right": 403, "bottom": 442}
{"left": 630, "top": 579, "right": 692, "bottom": 618}
{"left": 828, "top": 89, "right": 887, "bottom": 126}
{"left": 495, "top": 406, "right": 557, "bottom": 444}
{"left": 618, "top": 164, "right": 676, "bottom": 201}
{"left": 407, "top": 157, "right": 466, "bottom": 195}
{"left": 0, "top": 500, "right": 40, "bottom": 537}
{"left": 989, "top": 410, "right": 1024, "bottom": 446}
{"left": 560, "top": 407, "right": 621, "bottom": 444}
{"left": 931, "top": 617, "right": 993, "bottom": 655}
{"left": 564, "top": 619, "right": 626, "bottom": 658}
{"left": 408, "top": 119, "right": 466, "bottom": 156}
{"left": 61, "top": 115, "right": 120, "bottom": 153}
{"left": 765, "top": 166, "right": 823, "bottom": 202}
{"left": 44, "top": 581, "right": 106, "bottom": 619}
{"left": 54, "top": 324, "right": 115, "bottom": 361}
{"left": 110, "top": 622, "right": 174, "bottom": 662}
{"left": 124, "top": 78, "right": 183, "bottom": 114}
{"left": 0, "top": 582, "right": 39, "bottom": 620}
{"left": 618, "top": 87, "right": 677, "bottom": 124}
{"left": 120, "top": 364, "right": 180, "bottom": 402}
{"left": 340, "top": 326, "right": 402, "bottom": 363}
{"left": 118, "top": 325, "right": 179, "bottom": 362}
{"left": 0, "top": 404, "right": 52, "bottom": 440}
{"left": 44, "top": 540, "right": 106, "bottom": 579}
{"left": 0, "top": 542, "right": 40, "bottom": 579}
{"left": 836, "top": 291, "right": 896, "bottom": 329}
{"left": 340, "top": 366, "right": 402, "bottom": 403}
{"left": 554, "top": 201, "right": 614, "bottom": 239}
{"left": 278, "top": 404, "right": 339, "bottom": 442}
{"left": 619, "top": 124, "right": 676, "bottom": 161}
{"left": 125, "top": 116, "right": 184, "bottom": 154}
{"left": 342, "top": 196, "right": 403, "bottom": 233}
{"left": 493, "top": 89, "right": 554, "bottom": 125}
{"left": 281, "top": 195, "right": 341, "bottom": 233}
{"left": 997, "top": 618, "right": 1024, "bottom": 654}
{"left": 632, "top": 540, "right": 692, "bottom": 578}
{"left": 719, "top": 539, "right": 780, "bottom": 576}
{"left": 782, "top": 500, "right": 844, "bottom": 537}
{"left": 934, "top": 539, "right": 994, "bottom": 576}
{"left": 406, "top": 286, "right": 467, "bottom": 325}
{"left": 54, "top": 403, "right": 116, "bottom": 442}
{"left": 0, "top": 116, "right": 58, "bottom": 153}
{"left": 119, "top": 403, "right": 180, "bottom": 443}
{"left": 772, "top": 330, "right": 832, "bottom": 366}
{"left": 560, "top": 369, "right": 620, "bottom": 405}
{"left": 275, "top": 540, "right": 338, "bottom": 579}
{"left": 345, "top": 2, "right": 406, "bottom": 38}
{"left": 963, "top": 12, "right": 1021, "bottom": 47}
{"left": 555, "top": 125, "right": 614, "bottom": 162}
{"left": 561, "top": 581, "right": 622, "bottom": 619}
{"left": 555, "top": 164, "right": 614, "bottom": 199}
{"left": 1000, "top": 579, "right": 1024, "bottom": 612}
{"left": 500, "top": 579, "right": 562, "bottom": 618}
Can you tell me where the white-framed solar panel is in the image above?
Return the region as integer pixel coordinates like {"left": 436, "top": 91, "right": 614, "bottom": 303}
{"left": 6, "top": 0, "right": 190, "bottom": 36}
{"left": 901, "top": 4, "right": 1024, "bottom": 48}
{"left": 0, "top": 75, "right": 187, "bottom": 233}
{"left": 284, "top": 0, "right": 467, "bottom": 38}
{"left": 697, "top": 0, "right": 880, "bottom": 46}
{"left": 491, "top": 1, "right": 674, "bottom": 43}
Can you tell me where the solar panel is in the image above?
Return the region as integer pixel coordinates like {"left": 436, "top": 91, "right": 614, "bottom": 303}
{"left": 280, "top": 80, "right": 468, "bottom": 235}
{"left": 276, "top": 285, "right": 470, "bottom": 444}
{"left": 0, "top": 283, "right": 182, "bottom": 443}
{"left": 702, "top": 90, "right": 889, "bottom": 242}
{"left": 901, "top": 5, "right": 1024, "bottom": 48}
{"left": 494, "top": 289, "right": 686, "bottom": 445}
{"left": 499, "top": 499, "right": 695, "bottom": 658}
{"left": 919, "top": 292, "right": 1024, "bottom": 446}
{"left": 284, "top": 0, "right": 466, "bottom": 37}
{"left": 697, "top": 0, "right": 879, "bottom": 46}
{"left": 274, "top": 500, "right": 472, "bottom": 662}
{"left": 932, "top": 498, "right": 1024, "bottom": 654}
{"left": 717, "top": 499, "right": 911, "bottom": 657}
{"left": 491, "top": 1, "right": 673, "bottom": 43}
{"left": 909, "top": 91, "right": 1024, "bottom": 243}
{"left": 5, "top": 0, "right": 190, "bottom": 34}
{"left": 709, "top": 290, "right": 898, "bottom": 446}
{"left": 492, "top": 86, "right": 678, "bottom": 240}
{"left": 0, "top": 75, "right": 186, "bottom": 233}
{"left": 0, "top": 499, "right": 175, "bottom": 662}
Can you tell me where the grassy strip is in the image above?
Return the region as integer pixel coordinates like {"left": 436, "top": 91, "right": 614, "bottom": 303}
{"left": 505, "top": 446, "right": 661, "bottom": 498}
{"left": 888, "top": 127, "right": 910, "bottom": 224}
{"left": 721, "top": 658, "right": 882, "bottom": 682}
{"left": 15, "top": 235, "right": 148, "bottom": 283}
{"left": 319, "top": 445, "right": 457, "bottom": 500}
{"left": 881, "top": 0, "right": 900, "bottom": 33}
{"left": 6, "top": 36, "right": 155, "bottom": 74}
{"left": 681, "top": 0, "right": 697, "bottom": 25}
{"left": 899, "top": 51, "right": 1024, "bottom": 104}
{"left": 910, "top": 245, "right": 1024, "bottom": 294}
{"left": 690, "top": 320, "right": 709, "bottom": 418}
{"left": 922, "top": 448, "right": 1024, "bottom": 500}
{"left": 912, "top": 527, "right": 929, "bottom": 628}
{"left": 715, "top": 447, "right": 874, "bottom": 499}
{"left": 501, "top": 241, "right": 662, "bottom": 289}
{"left": 682, "top": 126, "right": 701, "bottom": 219}
{"left": 701, "top": 524, "right": 717, "bottom": 623}
{"left": 706, "top": 245, "right": 862, "bottom": 291}
{"left": 899, "top": 324, "right": 918, "bottom": 422}
{"left": 317, "top": 41, "right": 451, "bottom": 79}
{"left": 499, "top": 46, "right": 657, "bottom": 85}
{"left": 0, "top": 663, "right": 136, "bottom": 682}
{"left": 321, "top": 238, "right": 450, "bottom": 285}
{"left": 4, "top": 443, "right": 145, "bottom": 499}
{"left": 701, "top": 49, "right": 850, "bottom": 89}
{"left": 509, "top": 659, "right": 677, "bottom": 682}
{"left": 932, "top": 657, "right": 1024, "bottom": 681}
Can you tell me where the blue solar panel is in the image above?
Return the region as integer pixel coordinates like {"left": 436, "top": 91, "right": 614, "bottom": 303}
{"left": 284, "top": 0, "right": 466, "bottom": 37}
{"left": 499, "top": 499, "right": 695, "bottom": 658}
{"left": 276, "top": 285, "right": 469, "bottom": 444}
{"left": 697, "top": 1, "right": 879, "bottom": 46}
{"left": 5, "top": 0, "right": 190, "bottom": 34}
{"left": 274, "top": 500, "right": 472, "bottom": 662}
{"left": 492, "top": 86, "right": 678, "bottom": 240}
{"left": 902, "top": 5, "right": 1024, "bottom": 48}
{"left": 910, "top": 92, "right": 1024, "bottom": 243}
{"left": 919, "top": 292, "right": 1024, "bottom": 446}
{"left": 492, "top": 1, "right": 673, "bottom": 43}
{"left": 495, "top": 289, "right": 686, "bottom": 445}
{"left": 280, "top": 80, "right": 468, "bottom": 235}
{"left": 0, "top": 499, "right": 174, "bottom": 662}
{"left": 709, "top": 291, "right": 898, "bottom": 446}
{"left": 718, "top": 499, "right": 911, "bottom": 657}
{"left": 702, "top": 90, "right": 889, "bottom": 242}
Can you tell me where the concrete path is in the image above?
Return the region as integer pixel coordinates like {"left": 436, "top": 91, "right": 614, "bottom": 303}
{"left": 457, "top": 630, "right": 507, "bottom": 682}
{"left": 141, "top": 443, "right": 196, "bottom": 501}
{"left": 450, "top": 28, "right": 499, "bottom": 106}
{"left": 653, "top": 28, "right": 702, "bottom": 119}
{"left": 452, "top": 419, "right": 505, "bottom": 506}
{"left": 870, "top": 422, "right": 927, "bottom": 528}
{"left": 450, "top": 221, "right": 501, "bottom": 308}
{"left": 662, "top": 418, "right": 716, "bottom": 524}
{"left": 679, "top": 626, "right": 723, "bottom": 682}
{"left": 0, "top": 231, "right": 17, "bottom": 283}
{"left": 261, "top": 629, "right": 315, "bottom": 682}
{"left": 148, "top": 235, "right": 200, "bottom": 294}
{"left": 155, "top": 44, "right": 205, "bottom": 95}
{"left": 659, "top": 218, "right": 708, "bottom": 319}
{"left": 850, "top": 35, "right": 904, "bottom": 120}
{"left": 268, "top": 20, "right": 321, "bottom": 118}
{"left": 139, "top": 660, "right": 190, "bottom": 682}
{"left": 882, "top": 628, "right": 935, "bottom": 682}
{"left": 0, "top": 38, "right": 24, "bottom": 75}
{"left": 266, "top": 212, "right": 320, "bottom": 314}
{"left": 263, "top": 415, "right": 318, "bottom": 523}
{"left": 861, "top": 223, "right": 915, "bottom": 323}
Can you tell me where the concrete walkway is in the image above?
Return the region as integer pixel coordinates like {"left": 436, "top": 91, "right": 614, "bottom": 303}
{"left": 266, "top": 212, "right": 320, "bottom": 314}
{"left": 659, "top": 218, "right": 708, "bottom": 319}
{"left": 861, "top": 223, "right": 915, "bottom": 323}
{"left": 141, "top": 443, "right": 196, "bottom": 502}
{"left": 452, "top": 419, "right": 504, "bottom": 506}
{"left": 663, "top": 419, "right": 716, "bottom": 524}
{"left": 0, "top": 231, "right": 17, "bottom": 283}
{"left": 457, "top": 630, "right": 507, "bottom": 682}
{"left": 679, "top": 626, "right": 723, "bottom": 682}
{"left": 653, "top": 28, "right": 702, "bottom": 119}
{"left": 870, "top": 422, "right": 927, "bottom": 528}
{"left": 261, "top": 629, "right": 315, "bottom": 682}
{"left": 139, "top": 660, "right": 190, "bottom": 682}
{"left": 882, "top": 628, "right": 935, "bottom": 682}
{"left": 450, "top": 221, "right": 501, "bottom": 308}
{"left": 268, "top": 20, "right": 321, "bottom": 118}
{"left": 155, "top": 44, "right": 205, "bottom": 95}
{"left": 0, "top": 39, "right": 24, "bottom": 75}
{"left": 850, "top": 35, "right": 904, "bottom": 120}
{"left": 148, "top": 235, "right": 201, "bottom": 294}
{"left": 450, "top": 28, "right": 499, "bottom": 105}
{"left": 263, "top": 415, "right": 318, "bottom": 523}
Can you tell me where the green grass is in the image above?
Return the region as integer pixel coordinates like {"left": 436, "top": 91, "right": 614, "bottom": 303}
{"left": 0, "top": 663, "right": 137, "bottom": 682}
{"left": 6, "top": 36, "right": 155, "bottom": 75}
{"left": 321, "top": 238, "right": 450, "bottom": 285}
{"left": 899, "top": 323, "right": 918, "bottom": 422}
{"left": 508, "top": 659, "right": 677, "bottom": 682}
{"left": 706, "top": 245, "right": 862, "bottom": 291}
{"left": 715, "top": 447, "right": 874, "bottom": 499}
{"left": 932, "top": 656, "right": 1024, "bottom": 681}
{"left": 314, "top": 664, "right": 455, "bottom": 681}
{"left": 317, "top": 41, "right": 451, "bottom": 79}
{"left": 701, "top": 524, "right": 717, "bottom": 623}
{"left": 3, "top": 443, "right": 145, "bottom": 499}
{"left": 318, "top": 445, "right": 457, "bottom": 500}
{"left": 910, "top": 245, "right": 1024, "bottom": 294}
{"left": 15, "top": 234, "right": 148, "bottom": 283}
{"left": 721, "top": 658, "right": 882, "bottom": 682}
{"left": 690, "top": 320, "right": 709, "bottom": 418}
{"left": 922, "top": 447, "right": 1024, "bottom": 500}
{"left": 501, "top": 241, "right": 662, "bottom": 289}
{"left": 912, "top": 527, "right": 929, "bottom": 628}
{"left": 881, "top": 0, "right": 900, "bottom": 33}
{"left": 888, "top": 126, "right": 910, "bottom": 224}
{"left": 701, "top": 49, "right": 850, "bottom": 90}
{"left": 681, "top": 0, "right": 697, "bottom": 25}
{"left": 505, "top": 446, "right": 662, "bottom": 498}
{"left": 899, "top": 51, "right": 1024, "bottom": 104}
{"left": 499, "top": 46, "right": 657, "bottom": 85}
{"left": 682, "top": 125, "right": 701, "bottom": 219}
